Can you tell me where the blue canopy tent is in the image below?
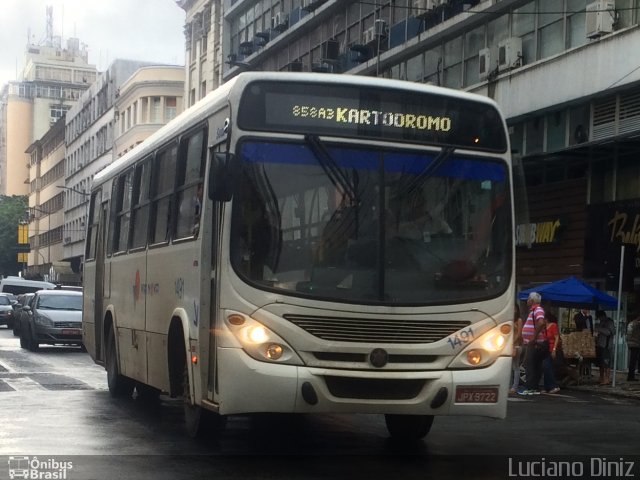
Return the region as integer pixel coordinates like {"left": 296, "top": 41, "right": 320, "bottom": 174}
{"left": 518, "top": 276, "right": 618, "bottom": 309}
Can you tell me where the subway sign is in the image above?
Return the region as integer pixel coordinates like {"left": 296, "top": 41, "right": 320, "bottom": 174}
{"left": 516, "top": 219, "right": 563, "bottom": 247}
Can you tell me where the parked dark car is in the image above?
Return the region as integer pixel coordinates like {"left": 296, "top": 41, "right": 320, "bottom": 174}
{"left": 12, "top": 293, "right": 35, "bottom": 336}
{"left": 20, "top": 290, "right": 83, "bottom": 351}
{"left": 0, "top": 293, "right": 15, "bottom": 329}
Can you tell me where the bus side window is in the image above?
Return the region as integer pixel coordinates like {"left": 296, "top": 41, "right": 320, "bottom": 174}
{"left": 175, "top": 128, "right": 206, "bottom": 239}
{"left": 109, "top": 170, "right": 134, "bottom": 254}
{"left": 130, "top": 158, "right": 152, "bottom": 248}
{"left": 150, "top": 144, "right": 178, "bottom": 244}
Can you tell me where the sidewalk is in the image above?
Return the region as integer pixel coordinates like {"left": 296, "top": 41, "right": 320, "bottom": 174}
{"left": 563, "top": 368, "right": 640, "bottom": 401}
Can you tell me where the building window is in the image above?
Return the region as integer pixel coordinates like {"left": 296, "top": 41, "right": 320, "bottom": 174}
{"left": 546, "top": 110, "right": 567, "bottom": 152}
{"left": 424, "top": 47, "right": 441, "bottom": 85}
{"left": 406, "top": 53, "right": 423, "bottom": 83}
{"left": 141, "top": 98, "right": 148, "bottom": 123}
{"left": 151, "top": 97, "right": 162, "bottom": 123}
{"left": 525, "top": 117, "right": 544, "bottom": 155}
{"left": 463, "top": 25, "right": 484, "bottom": 87}
{"left": 512, "top": 2, "right": 536, "bottom": 65}
{"left": 538, "top": 0, "right": 564, "bottom": 60}
{"left": 567, "top": 0, "right": 588, "bottom": 48}
{"left": 443, "top": 37, "right": 462, "bottom": 89}
{"left": 165, "top": 97, "right": 177, "bottom": 121}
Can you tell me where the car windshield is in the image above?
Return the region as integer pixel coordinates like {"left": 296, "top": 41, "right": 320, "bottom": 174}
{"left": 36, "top": 295, "right": 83, "bottom": 311}
{"left": 0, "top": 296, "right": 10, "bottom": 305}
{"left": 230, "top": 139, "right": 512, "bottom": 305}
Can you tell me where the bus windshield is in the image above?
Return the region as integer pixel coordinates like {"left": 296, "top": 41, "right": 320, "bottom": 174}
{"left": 230, "top": 139, "right": 511, "bottom": 305}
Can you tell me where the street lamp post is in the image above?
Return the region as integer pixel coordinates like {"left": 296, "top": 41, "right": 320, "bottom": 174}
{"left": 57, "top": 185, "right": 91, "bottom": 198}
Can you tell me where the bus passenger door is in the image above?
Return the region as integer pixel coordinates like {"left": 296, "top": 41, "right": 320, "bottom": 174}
{"left": 206, "top": 139, "right": 227, "bottom": 404}
{"left": 94, "top": 201, "right": 109, "bottom": 362}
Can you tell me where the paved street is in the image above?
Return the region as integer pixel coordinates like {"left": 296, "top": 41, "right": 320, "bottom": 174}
{"left": 1, "top": 326, "right": 640, "bottom": 479}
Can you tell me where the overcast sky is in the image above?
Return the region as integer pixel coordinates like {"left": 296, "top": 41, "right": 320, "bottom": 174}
{"left": 0, "top": 0, "right": 186, "bottom": 87}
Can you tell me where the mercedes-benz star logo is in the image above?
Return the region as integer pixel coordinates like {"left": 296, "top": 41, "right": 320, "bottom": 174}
{"left": 369, "top": 348, "right": 388, "bottom": 368}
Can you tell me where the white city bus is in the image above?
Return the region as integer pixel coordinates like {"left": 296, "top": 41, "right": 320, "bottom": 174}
{"left": 83, "top": 72, "right": 514, "bottom": 440}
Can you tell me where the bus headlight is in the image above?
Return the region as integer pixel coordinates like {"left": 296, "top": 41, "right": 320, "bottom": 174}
{"left": 448, "top": 324, "right": 511, "bottom": 369}
{"left": 224, "top": 313, "right": 303, "bottom": 366}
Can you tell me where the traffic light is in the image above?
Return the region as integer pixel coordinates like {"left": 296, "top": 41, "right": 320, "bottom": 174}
{"left": 18, "top": 223, "right": 29, "bottom": 244}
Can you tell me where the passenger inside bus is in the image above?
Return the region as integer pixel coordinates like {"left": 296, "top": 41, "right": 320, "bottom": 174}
{"left": 396, "top": 188, "right": 452, "bottom": 242}
{"left": 176, "top": 182, "right": 203, "bottom": 238}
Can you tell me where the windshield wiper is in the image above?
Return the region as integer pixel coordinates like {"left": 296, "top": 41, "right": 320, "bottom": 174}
{"left": 400, "top": 146, "right": 455, "bottom": 196}
{"left": 304, "top": 134, "right": 357, "bottom": 202}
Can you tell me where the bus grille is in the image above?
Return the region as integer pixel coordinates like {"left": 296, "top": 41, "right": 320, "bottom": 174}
{"left": 324, "top": 376, "right": 425, "bottom": 400}
{"left": 284, "top": 314, "right": 470, "bottom": 344}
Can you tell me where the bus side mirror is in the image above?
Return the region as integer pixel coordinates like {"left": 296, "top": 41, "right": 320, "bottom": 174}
{"left": 208, "top": 152, "right": 235, "bottom": 202}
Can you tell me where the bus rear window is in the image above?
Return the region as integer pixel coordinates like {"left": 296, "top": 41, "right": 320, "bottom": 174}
{"left": 238, "top": 80, "right": 508, "bottom": 153}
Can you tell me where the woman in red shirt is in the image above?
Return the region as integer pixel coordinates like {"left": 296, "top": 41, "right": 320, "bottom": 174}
{"left": 543, "top": 312, "right": 561, "bottom": 394}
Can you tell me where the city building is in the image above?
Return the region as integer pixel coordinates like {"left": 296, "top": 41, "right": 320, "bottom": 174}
{"left": 213, "top": 0, "right": 640, "bottom": 309}
{"left": 0, "top": 36, "right": 97, "bottom": 196}
{"left": 113, "top": 66, "right": 186, "bottom": 158}
{"left": 24, "top": 118, "right": 69, "bottom": 281}
{"left": 63, "top": 59, "right": 184, "bottom": 279}
{"left": 177, "top": 0, "right": 224, "bottom": 106}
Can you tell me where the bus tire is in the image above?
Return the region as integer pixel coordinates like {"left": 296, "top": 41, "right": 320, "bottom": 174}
{"left": 106, "top": 327, "right": 134, "bottom": 398}
{"left": 384, "top": 414, "right": 434, "bottom": 441}
{"left": 183, "top": 364, "right": 226, "bottom": 439}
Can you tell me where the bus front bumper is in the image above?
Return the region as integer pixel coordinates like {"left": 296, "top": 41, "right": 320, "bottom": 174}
{"left": 216, "top": 347, "right": 510, "bottom": 418}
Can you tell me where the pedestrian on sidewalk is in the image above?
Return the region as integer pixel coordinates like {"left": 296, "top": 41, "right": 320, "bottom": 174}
{"left": 519, "top": 292, "right": 547, "bottom": 396}
{"left": 626, "top": 315, "right": 640, "bottom": 381}
{"left": 510, "top": 303, "right": 524, "bottom": 395}
{"left": 542, "top": 311, "right": 561, "bottom": 394}
{"left": 595, "top": 310, "right": 616, "bottom": 385}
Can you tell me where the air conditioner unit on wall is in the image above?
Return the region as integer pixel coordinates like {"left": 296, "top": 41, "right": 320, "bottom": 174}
{"left": 498, "top": 37, "right": 522, "bottom": 71}
{"left": 412, "top": 0, "right": 427, "bottom": 17}
{"left": 362, "top": 27, "right": 376, "bottom": 45}
{"left": 373, "top": 19, "right": 388, "bottom": 36}
{"left": 586, "top": 0, "right": 615, "bottom": 38}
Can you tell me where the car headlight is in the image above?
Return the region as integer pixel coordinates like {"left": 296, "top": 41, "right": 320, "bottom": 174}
{"left": 34, "top": 315, "right": 53, "bottom": 327}
{"left": 448, "top": 323, "right": 512, "bottom": 369}
{"left": 224, "top": 312, "right": 303, "bottom": 366}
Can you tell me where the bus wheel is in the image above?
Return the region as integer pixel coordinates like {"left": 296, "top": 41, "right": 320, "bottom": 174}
{"left": 183, "top": 365, "right": 226, "bottom": 439}
{"left": 384, "top": 414, "right": 434, "bottom": 441}
{"left": 106, "top": 327, "right": 134, "bottom": 398}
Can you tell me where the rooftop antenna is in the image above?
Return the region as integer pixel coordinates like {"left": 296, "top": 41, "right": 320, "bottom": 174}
{"left": 46, "top": 5, "right": 53, "bottom": 46}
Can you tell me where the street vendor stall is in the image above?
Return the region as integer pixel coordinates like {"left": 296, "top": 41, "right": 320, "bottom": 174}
{"left": 519, "top": 276, "right": 618, "bottom": 384}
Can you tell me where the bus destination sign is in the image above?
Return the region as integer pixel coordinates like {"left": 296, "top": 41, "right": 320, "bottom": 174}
{"left": 238, "top": 81, "right": 507, "bottom": 152}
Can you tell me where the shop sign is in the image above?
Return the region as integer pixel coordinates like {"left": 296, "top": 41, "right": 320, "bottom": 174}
{"left": 585, "top": 200, "right": 640, "bottom": 284}
{"left": 515, "top": 219, "right": 563, "bottom": 248}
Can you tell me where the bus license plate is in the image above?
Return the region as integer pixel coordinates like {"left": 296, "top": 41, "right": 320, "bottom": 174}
{"left": 62, "top": 329, "right": 81, "bottom": 336}
{"left": 455, "top": 387, "right": 499, "bottom": 403}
